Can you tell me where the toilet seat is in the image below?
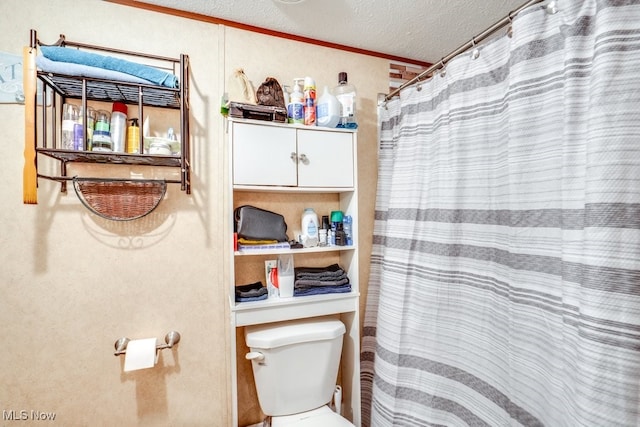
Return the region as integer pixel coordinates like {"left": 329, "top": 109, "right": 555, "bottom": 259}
{"left": 270, "top": 405, "right": 354, "bottom": 427}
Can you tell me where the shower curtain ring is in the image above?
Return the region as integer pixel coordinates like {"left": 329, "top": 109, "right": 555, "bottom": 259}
{"left": 507, "top": 11, "right": 515, "bottom": 37}
{"left": 470, "top": 37, "right": 480, "bottom": 60}
{"left": 546, "top": 1, "right": 558, "bottom": 14}
{"left": 439, "top": 60, "right": 446, "bottom": 77}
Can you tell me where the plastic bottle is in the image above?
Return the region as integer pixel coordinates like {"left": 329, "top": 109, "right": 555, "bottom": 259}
{"left": 126, "top": 118, "right": 140, "bottom": 154}
{"left": 301, "top": 208, "right": 319, "bottom": 248}
{"left": 282, "top": 85, "right": 291, "bottom": 107}
{"left": 92, "top": 110, "right": 112, "bottom": 151}
{"left": 287, "top": 79, "right": 304, "bottom": 124}
{"left": 73, "top": 123, "right": 85, "bottom": 151}
{"left": 110, "top": 102, "right": 128, "bottom": 152}
{"left": 333, "top": 72, "right": 358, "bottom": 129}
{"left": 303, "top": 76, "right": 316, "bottom": 126}
{"left": 61, "top": 103, "right": 78, "bottom": 150}
{"left": 330, "top": 210, "right": 344, "bottom": 246}
{"left": 278, "top": 254, "right": 295, "bottom": 298}
{"left": 316, "top": 86, "right": 341, "bottom": 128}
{"left": 335, "top": 222, "right": 346, "bottom": 246}
{"left": 166, "top": 126, "right": 179, "bottom": 154}
{"left": 343, "top": 215, "right": 353, "bottom": 246}
{"left": 74, "top": 106, "right": 95, "bottom": 150}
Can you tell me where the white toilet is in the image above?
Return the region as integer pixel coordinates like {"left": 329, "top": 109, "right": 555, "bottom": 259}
{"left": 244, "top": 318, "right": 355, "bottom": 427}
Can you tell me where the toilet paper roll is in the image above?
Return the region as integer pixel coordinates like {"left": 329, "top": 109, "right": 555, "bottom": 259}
{"left": 124, "top": 338, "right": 157, "bottom": 372}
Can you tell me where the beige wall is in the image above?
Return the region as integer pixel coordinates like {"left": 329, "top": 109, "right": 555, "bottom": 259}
{"left": 0, "top": 0, "right": 387, "bottom": 425}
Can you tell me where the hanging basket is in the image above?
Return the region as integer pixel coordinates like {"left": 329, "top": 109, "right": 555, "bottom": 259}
{"left": 73, "top": 177, "right": 167, "bottom": 221}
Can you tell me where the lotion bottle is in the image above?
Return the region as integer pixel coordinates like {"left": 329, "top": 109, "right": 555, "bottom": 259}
{"left": 287, "top": 79, "right": 304, "bottom": 124}
{"left": 301, "top": 208, "right": 319, "bottom": 248}
{"left": 126, "top": 118, "right": 140, "bottom": 154}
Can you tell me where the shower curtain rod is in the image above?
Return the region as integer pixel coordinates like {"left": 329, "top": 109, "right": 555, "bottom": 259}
{"left": 384, "top": 0, "right": 547, "bottom": 102}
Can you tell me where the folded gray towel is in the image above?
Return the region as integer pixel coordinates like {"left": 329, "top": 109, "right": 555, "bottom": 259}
{"left": 295, "top": 264, "right": 346, "bottom": 280}
{"left": 294, "top": 278, "right": 350, "bottom": 289}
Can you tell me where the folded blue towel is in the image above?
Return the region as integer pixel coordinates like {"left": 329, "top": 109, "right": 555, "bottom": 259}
{"left": 36, "top": 56, "right": 153, "bottom": 85}
{"left": 40, "top": 46, "right": 179, "bottom": 89}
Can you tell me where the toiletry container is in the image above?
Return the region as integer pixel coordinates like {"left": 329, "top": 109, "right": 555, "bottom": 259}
{"left": 126, "top": 118, "right": 140, "bottom": 154}
{"left": 277, "top": 254, "right": 295, "bottom": 298}
{"left": 287, "top": 79, "right": 304, "bottom": 124}
{"left": 61, "top": 103, "right": 79, "bottom": 150}
{"left": 110, "top": 102, "right": 128, "bottom": 152}
{"left": 343, "top": 215, "right": 353, "bottom": 246}
{"left": 303, "top": 76, "right": 316, "bottom": 126}
{"left": 245, "top": 318, "right": 354, "bottom": 426}
{"left": 333, "top": 72, "right": 357, "bottom": 129}
{"left": 92, "top": 110, "right": 112, "bottom": 151}
{"left": 317, "top": 86, "right": 341, "bottom": 128}
{"left": 148, "top": 140, "right": 172, "bottom": 155}
{"left": 301, "top": 208, "right": 319, "bottom": 248}
{"left": 78, "top": 106, "right": 95, "bottom": 150}
{"left": 330, "top": 210, "right": 344, "bottom": 246}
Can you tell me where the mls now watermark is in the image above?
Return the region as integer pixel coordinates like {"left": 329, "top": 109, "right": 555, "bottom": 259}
{"left": 3, "top": 410, "right": 56, "bottom": 421}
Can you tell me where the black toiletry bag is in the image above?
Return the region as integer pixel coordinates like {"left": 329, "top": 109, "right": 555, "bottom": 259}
{"left": 234, "top": 205, "right": 288, "bottom": 242}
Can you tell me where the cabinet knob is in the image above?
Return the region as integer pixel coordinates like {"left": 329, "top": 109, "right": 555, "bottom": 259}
{"left": 298, "top": 153, "right": 309, "bottom": 165}
{"left": 290, "top": 152, "right": 298, "bottom": 162}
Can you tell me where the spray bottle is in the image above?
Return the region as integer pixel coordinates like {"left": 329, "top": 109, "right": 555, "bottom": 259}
{"left": 303, "top": 76, "right": 316, "bottom": 126}
{"left": 287, "top": 78, "right": 305, "bottom": 124}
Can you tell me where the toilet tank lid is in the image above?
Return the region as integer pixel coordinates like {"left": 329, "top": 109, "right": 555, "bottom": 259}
{"left": 245, "top": 319, "right": 346, "bottom": 349}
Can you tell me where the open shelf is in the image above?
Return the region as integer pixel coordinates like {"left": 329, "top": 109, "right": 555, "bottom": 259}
{"left": 37, "top": 147, "right": 181, "bottom": 167}
{"left": 37, "top": 72, "right": 181, "bottom": 109}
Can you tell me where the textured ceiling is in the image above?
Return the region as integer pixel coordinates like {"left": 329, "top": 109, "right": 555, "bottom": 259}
{"left": 137, "top": 0, "right": 528, "bottom": 64}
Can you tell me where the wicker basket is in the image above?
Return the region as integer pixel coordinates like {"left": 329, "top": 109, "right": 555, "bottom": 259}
{"left": 73, "top": 177, "right": 167, "bottom": 221}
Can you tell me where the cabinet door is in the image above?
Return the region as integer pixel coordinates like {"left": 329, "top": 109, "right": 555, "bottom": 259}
{"left": 297, "top": 129, "right": 354, "bottom": 188}
{"left": 233, "top": 123, "right": 297, "bottom": 186}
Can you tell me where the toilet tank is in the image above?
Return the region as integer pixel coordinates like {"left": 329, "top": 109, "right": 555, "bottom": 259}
{"left": 245, "top": 318, "right": 346, "bottom": 416}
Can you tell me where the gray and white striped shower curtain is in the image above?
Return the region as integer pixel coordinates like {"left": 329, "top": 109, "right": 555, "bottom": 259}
{"left": 361, "top": 1, "right": 640, "bottom": 426}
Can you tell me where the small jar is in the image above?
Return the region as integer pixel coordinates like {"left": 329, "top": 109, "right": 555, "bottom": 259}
{"left": 93, "top": 109, "right": 112, "bottom": 151}
{"left": 318, "top": 228, "right": 328, "bottom": 246}
{"left": 148, "top": 140, "right": 172, "bottom": 155}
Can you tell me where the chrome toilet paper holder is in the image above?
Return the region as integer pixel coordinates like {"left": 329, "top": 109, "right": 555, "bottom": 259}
{"left": 114, "top": 331, "right": 181, "bottom": 356}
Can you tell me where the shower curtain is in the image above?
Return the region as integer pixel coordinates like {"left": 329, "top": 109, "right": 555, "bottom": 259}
{"left": 361, "top": 1, "right": 640, "bottom": 426}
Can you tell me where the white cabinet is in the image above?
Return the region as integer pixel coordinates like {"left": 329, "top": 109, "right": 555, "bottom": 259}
{"left": 227, "top": 118, "right": 361, "bottom": 427}
{"left": 232, "top": 121, "right": 354, "bottom": 189}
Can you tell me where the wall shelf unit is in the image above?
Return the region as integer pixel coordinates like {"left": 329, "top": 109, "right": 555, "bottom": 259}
{"left": 28, "top": 29, "right": 191, "bottom": 198}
